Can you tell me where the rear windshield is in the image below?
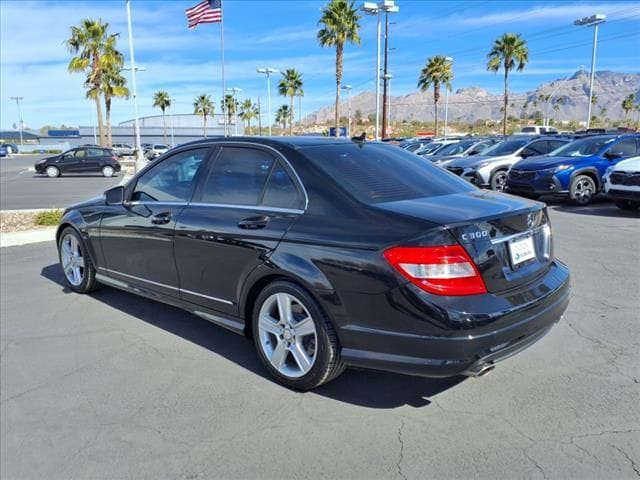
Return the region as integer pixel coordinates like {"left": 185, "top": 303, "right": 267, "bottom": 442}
{"left": 550, "top": 136, "right": 617, "bottom": 157}
{"left": 301, "top": 143, "right": 475, "bottom": 204}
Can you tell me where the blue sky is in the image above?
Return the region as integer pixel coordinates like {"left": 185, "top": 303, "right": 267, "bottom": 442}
{"left": 1, "top": 0, "right": 639, "bottom": 129}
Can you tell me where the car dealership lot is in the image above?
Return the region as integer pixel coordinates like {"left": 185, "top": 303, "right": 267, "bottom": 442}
{"left": 0, "top": 155, "right": 122, "bottom": 210}
{"left": 1, "top": 202, "right": 638, "bottom": 479}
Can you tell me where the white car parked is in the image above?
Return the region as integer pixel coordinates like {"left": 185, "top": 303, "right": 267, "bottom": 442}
{"left": 603, "top": 156, "right": 640, "bottom": 210}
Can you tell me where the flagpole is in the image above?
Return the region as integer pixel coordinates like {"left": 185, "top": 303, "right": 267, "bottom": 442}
{"left": 220, "top": 2, "right": 227, "bottom": 137}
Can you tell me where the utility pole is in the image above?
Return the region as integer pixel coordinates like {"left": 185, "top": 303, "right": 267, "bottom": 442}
{"left": 574, "top": 13, "right": 606, "bottom": 129}
{"left": 9, "top": 96, "right": 24, "bottom": 145}
{"left": 125, "top": 0, "right": 144, "bottom": 171}
{"left": 257, "top": 97, "right": 262, "bottom": 135}
{"left": 381, "top": 11, "right": 390, "bottom": 139}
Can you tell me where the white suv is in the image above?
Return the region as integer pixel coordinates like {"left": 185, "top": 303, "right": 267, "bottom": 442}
{"left": 603, "top": 156, "right": 640, "bottom": 210}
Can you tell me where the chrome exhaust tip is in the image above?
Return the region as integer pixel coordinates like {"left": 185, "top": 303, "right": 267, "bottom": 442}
{"left": 464, "top": 364, "right": 495, "bottom": 378}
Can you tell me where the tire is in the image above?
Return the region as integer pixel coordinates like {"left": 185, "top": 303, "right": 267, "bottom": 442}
{"left": 57, "top": 227, "right": 100, "bottom": 293}
{"left": 252, "top": 281, "right": 344, "bottom": 390}
{"left": 102, "top": 165, "right": 115, "bottom": 177}
{"left": 569, "top": 175, "right": 596, "bottom": 205}
{"left": 489, "top": 170, "right": 508, "bottom": 192}
{"left": 45, "top": 165, "right": 60, "bottom": 178}
{"left": 615, "top": 200, "right": 640, "bottom": 211}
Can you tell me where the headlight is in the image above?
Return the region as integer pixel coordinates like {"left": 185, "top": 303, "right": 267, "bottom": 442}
{"left": 540, "top": 165, "right": 570, "bottom": 175}
{"left": 605, "top": 166, "right": 614, "bottom": 176}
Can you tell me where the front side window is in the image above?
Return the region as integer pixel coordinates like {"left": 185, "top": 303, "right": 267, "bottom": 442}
{"left": 608, "top": 138, "right": 637, "bottom": 157}
{"left": 132, "top": 148, "right": 208, "bottom": 202}
{"left": 74, "top": 149, "right": 87, "bottom": 158}
{"left": 550, "top": 136, "right": 616, "bottom": 157}
{"left": 200, "top": 147, "right": 274, "bottom": 205}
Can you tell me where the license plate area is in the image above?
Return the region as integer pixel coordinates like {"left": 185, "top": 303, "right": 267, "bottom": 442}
{"left": 508, "top": 235, "right": 536, "bottom": 267}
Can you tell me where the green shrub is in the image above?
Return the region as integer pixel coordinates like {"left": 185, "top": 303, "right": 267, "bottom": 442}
{"left": 47, "top": 149, "right": 62, "bottom": 154}
{"left": 34, "top": 209, "right": 63, "bottom": 226}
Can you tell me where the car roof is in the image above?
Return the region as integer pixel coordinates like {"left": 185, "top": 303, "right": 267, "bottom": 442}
{"left": 179, "top": 136, "right": 357, "bottom": 150}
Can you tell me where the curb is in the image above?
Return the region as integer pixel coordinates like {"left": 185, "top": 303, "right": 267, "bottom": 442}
{"left": 1, "top": 228, "right": 56, "bottom": 248}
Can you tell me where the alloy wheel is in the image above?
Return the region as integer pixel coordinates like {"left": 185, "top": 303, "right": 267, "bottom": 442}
{"left": 102, "top": 166, "right": 115, "bottom": 177}
{"left": 492, "top": 171, "right": 508, "bottom": 192}
{"left": 257, "top": 292, "right": 318, "bottom": 378}
{"left": 45, "top": 166, "right": 59, "bottom": 178}
{"left": 574, "top": 178, "right": 593, "bottom": 204}
{"left": 60, "top": 233, "right": 85, "bottom": 286}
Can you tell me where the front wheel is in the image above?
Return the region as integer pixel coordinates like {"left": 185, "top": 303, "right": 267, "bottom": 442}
{"left": 58, "top": 227, "right": 100, "bottom": 293}
{"left": 490, "top": 170, "right": 508, "bottom": 192}
{"left": 45, "top": 166, "right": 60, "bottom": 178}
{"left": 252, "top": 281, "right": 344, "bottom": 390}
{"left": 569, "top": 175, "right": 596, "bottom": 205}
{"left": 102, "top": 165, "right": 115, "bottom": 177}
{"left": 615, "top": 200, "right": 640, "bottom": 211}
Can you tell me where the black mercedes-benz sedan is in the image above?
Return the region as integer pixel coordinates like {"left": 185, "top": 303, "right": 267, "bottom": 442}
{"left": 35, "top": 146, "right": 121, "bottom": 177}
{"left": 56, "top": 137, "right": 570, "bottom": 390}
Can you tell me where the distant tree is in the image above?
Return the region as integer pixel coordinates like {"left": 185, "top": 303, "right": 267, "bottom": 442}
{"left": 278, "top": 69, "right": 304, "bottom": 135}
{"left": 367, "top": 113, "right": 375, "bottom": 124}
{"left": 634, "top": 103, "right": 640, "bottom": 124}
{"left": 193, "top": 94, "right": 214, "bottom": 137}
{"left": 275, "top": 104, "right": 291, "bottom": 130}
{"left": 622, "top": 94, "right": 635, "bottom": 126}
{"left": 221, "top": 94, "right": 238, "bottom": 126}
{"left": 317, "top": 0, "right": 361, "bottom": 136}
{"left": 354, "top": 109, "right": 363, "bottom": 125}
{"left": 153, "top": 91, "right": 172, "bottom": 143}
{"left": 487, "top": 33, "right": 529, "bottom": 135}
{"left": 66, "top": 19, "right": 119, "bottom": 146}
{"left": 239, "top": 99, "right": 258, "bottom": 135}
{"left": 417, "top": 55, "right": 453, "bottom": 136}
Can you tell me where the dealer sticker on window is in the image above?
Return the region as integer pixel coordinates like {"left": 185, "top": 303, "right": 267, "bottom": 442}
{"left": 509, "top": 235, "right": 536, "bottom": 266}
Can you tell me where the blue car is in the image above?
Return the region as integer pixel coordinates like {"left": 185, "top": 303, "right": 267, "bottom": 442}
{"left": 506, "top": 134, "right": 640, "bottom": 205}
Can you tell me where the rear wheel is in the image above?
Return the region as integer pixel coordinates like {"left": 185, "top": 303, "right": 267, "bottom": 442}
{"left": 252, "top": 281, "right": 344, "bottom": 390}
{"left": 102, "top": 165, "right": 115, "bottom": 177}
{"left": 58, "top": 227, "right": 100, "bottom": 293}
{"left": 569, "top": 175, "right": 596, "bottom": 205}
{"left": 615, "top": 200, "right": 640, "bottom": 211}
{"left": 490, "top": 170, "right": 508, "bottom": 192}
{"left": 45, "top": 166, "right": 60, "bottom": 178}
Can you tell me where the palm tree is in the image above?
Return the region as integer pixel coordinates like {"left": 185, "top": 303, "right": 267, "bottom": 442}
{"left": 66, "top": 19, "right": 119, "bottom": 146}
{"left": 317, "top": 0, "right": 361, "bottom": 136}
{"left": 222, "top": 94, "right": 237, "bottom": 126}
{"left": 417, "top": 56, "right": 453, "bottom": 136}
{"left": 101, "top": 62, "right": 129, "bottom": 147}
{"left": 487, "top": 33, "right": 529, "bottom": 135}
{"left": 622, "top": 94, "right": 635, "bottom": 126}
{"left": 275, "top": 105, "right": 291, "bottom": 131}
{"left": 239, "top": 99, "right": 258, "bottom": 135}
{"left": 278, "top": 69, "right": 304, "bottom": 135}
{"left": 153, "top": 91, "right": 172, "bottom": 143}
{"left": 193, "top": 94, "right": 214, "bottom": 138}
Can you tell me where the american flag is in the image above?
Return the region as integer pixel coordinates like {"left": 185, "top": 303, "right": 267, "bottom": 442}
{"left": 186, "top": 0, "right": 222, "bottom": 29}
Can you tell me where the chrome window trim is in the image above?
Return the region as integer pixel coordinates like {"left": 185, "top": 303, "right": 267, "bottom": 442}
{"left": 97, "top": 267, "right": 234, "bottom": 305}
{"left": 188, "top": 202, "right": 304, "bottom": 215}
{"left": 126, "top": 200, "right": 188, "bottom": 207}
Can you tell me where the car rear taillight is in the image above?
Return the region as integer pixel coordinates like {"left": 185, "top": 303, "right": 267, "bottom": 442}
{"left": 383, "top": 245, "right": 487, "bottom": 296}
{"left": 112, "top": 156, "right": 118, "bottom": 162}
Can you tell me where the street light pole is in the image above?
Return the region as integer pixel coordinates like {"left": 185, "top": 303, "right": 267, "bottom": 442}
{"left": 341, "top": 85, "right": 352, "bottom": 136}
{"left": 169, "top": 97, "right": 176, "bottom": 146}
{"left": 574, "top": 13, "right": 606, "bottom": 129}
{"left": 257, "top": 68, "right": 279, "bottom": 136}
{"left": 444, "top": 57, "right": 453, "bottom": 139}
{"left": 226, "top": 87, "right": 242, "bottom": 136}
{"left": 9, "top": 96, "right": 24, "bottom": 145}
{"left": 125, "top": 0, "right": 144, "bottom": 170}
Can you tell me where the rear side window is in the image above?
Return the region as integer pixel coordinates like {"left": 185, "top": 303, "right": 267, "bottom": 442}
{"left": 262, "top": 163, "right": 303, "bottom": 209}
{"left": 200, "top": 147, "right": 274, "bottom": 205}
{"left": 302, "top": 143, "right": 474, "bottom": 204}
{"left": 88, "top": 148, "right": 104, "bottom": 157}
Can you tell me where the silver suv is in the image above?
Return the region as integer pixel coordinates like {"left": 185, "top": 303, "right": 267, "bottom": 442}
{"left": 442, "top": 137, "right": 570, "bottom": 191}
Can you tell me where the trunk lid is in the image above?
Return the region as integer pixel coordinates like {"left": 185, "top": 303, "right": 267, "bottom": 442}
{"left": 375, "top": 190, "right": 553, "bottom": 293}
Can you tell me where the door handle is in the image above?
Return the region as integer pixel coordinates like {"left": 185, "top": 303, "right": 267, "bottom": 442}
{"left": 151, "top": 212, "right": 172, "bottom": 225}
{"left": 238, "top": 215, "right": 269, "bottom": 230}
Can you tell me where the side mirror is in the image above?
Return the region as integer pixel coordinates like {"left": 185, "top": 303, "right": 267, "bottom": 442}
{"left": 105, "top": 185, "right": 125, "bottom": 205}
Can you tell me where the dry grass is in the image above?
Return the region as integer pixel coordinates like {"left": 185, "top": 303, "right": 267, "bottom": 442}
{"left": 0, "top": 211, "right": 59, "bottom": 233}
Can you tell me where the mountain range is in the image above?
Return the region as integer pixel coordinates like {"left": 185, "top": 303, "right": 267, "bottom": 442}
{"left": 306, "top": 70, "right": 640, "bottom": 126}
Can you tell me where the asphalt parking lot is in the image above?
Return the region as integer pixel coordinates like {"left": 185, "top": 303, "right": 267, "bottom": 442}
{"left": 0, "top": 155, "right": 122, "bottom": 210}
{"left": 1, "top": 202, "right": 639, "bottom": 480}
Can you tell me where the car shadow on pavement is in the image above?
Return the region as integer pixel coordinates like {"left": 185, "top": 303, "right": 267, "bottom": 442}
{"left": 549, "top": 203, "right": 640, "bottom": 218}
{"left": 41, "top": 263, "right": 464, "bottom": 408}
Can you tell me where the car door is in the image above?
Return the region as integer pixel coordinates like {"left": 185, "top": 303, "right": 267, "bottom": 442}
{"left": 83, "top": 148, "right": 103, "bottom": 173}
{"left": 99, "top": 147, "right": 211, "bottom": 299}
{"left": 174, "top": 144, "right": 305, "bottom": 316}
{"left": 57, "top": 149, "right": 83, "bottom": 173}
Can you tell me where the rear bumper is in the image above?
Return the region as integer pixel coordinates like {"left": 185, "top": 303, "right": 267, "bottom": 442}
{"left": 337, "top": 260, "right": 570, "bottom": 378}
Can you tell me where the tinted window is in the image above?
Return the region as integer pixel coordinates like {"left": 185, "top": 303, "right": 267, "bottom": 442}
{"left": 608, "top": 138, "right": 637, "bottom": 157}
{"left": 302, "top": 143, "right": 474, "bottom": 204}
{"left": 262, "top": 162, "right": 303, "bottom": 209}
{"left": 548, "top": 140, "right": 567, "bottom": 151}
{"left": 484, "top": 139, "right": 529, "bottom": 156}
{"left": 87, "top": 148, "right": 104, "bottom": 157}
{"left": 200, "top": 147, "right": 274, "bottom": 205}
{"left": 435, "top": 141, "right": 472, "bottom": 156}
{"left": 132, "top": 148, "right": 208, "bottom": 202}
{"left": 550, "top": 136, "right": 617, "bottom": 157}
{"left": 522, "top": 140, "right": 547, "bottom": 157}
{"left": 74, "top": 149, "right": 87, "bottom": 158}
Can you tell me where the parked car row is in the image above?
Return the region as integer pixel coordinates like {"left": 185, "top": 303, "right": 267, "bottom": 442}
{"left": 401, "top": 133, "right": 640, "bottom": 207}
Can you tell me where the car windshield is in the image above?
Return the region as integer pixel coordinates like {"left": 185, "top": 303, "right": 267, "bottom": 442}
{"left": 301, "top": 143, "right": 474, "bottom": 204}
{"left": 421, "top": 142, "right": 445, "bottom": 154}
{"left": 484, "top": 139, "right": 529, "bottom": 156}
{"left": 434, "top": 141, "right": 474, "bottom": 156}
{"left": 549, "top": 136, "right": 617, "bottom": 157}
